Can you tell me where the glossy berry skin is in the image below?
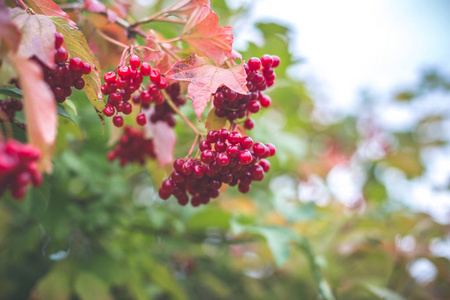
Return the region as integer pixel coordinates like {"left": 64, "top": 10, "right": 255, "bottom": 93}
{"left": 136, "top": 113, "right": 147, "bottom": 126}
{"left": 129, "top": 55, "right": 141, "bottom": 69}
{"left": 260, "top": 54, "right": 273, "bottom": 68}
{"left": 69, "top": 57, "right": 83, "bottom": 71}
{"left": 112, "top": 115, "right": 124, "bottom": 127}
{"left": 244, "top": 118, "right": 254, "bottom": 130}
{"left": 247, "top": 57, "right": 261, "bottom": 71}
{"left": 238, "top": 150, "right": 252, "bottom": 165}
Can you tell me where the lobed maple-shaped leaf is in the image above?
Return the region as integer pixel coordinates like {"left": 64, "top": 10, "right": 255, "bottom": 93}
{"left": 0, "top": 0, "right": 21, "bottom": 54}
{"left": 9, "top": 8, "right": 55, "bottom": 68}
{"left": 165, "top": 53, "right": 248, "bottom": 119}
{"left": 12, "top": 56, "right": 57, "bottom": 173}
{"left": 27, "top": 0, "right": 77, "bottom": 27}
{"left": 165, "top": 0, "right": 210, "bottom": 19}
{"left": 181, "top": 5, "right": 233, "bottom": 65}
{"left": 143, "top": 108, "right": 176, "bottom": 167}
{"left": 51, "top": 17, "right": 106, "bottom": 130}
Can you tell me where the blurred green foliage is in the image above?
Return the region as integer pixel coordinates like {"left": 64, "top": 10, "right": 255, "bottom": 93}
{"left": 1, "top": 0, "right": 449, "bottom": 299}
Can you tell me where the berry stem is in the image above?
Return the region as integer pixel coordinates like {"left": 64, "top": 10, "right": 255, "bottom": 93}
{"left": 161, "top": 89, "right": 201, "bottom": 135}
{"left": 96, "top": 29, "right": 128, "bottom": 49}
{"left": 17, "top": 0, "right": 27, "bottom": 10}
{"left": 185, "top": 134, "right": 200, "bottom": 159}
{"left": 130, "top": 8, "right": 185, "bottom": 28}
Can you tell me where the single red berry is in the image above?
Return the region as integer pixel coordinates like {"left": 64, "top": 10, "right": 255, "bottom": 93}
{"left": 103, "top": 104, "right": 115, "bottom": 117}
{"left": 69, "top": 57, "right": 83, "bottom": 71}
{"left": 200, "top": 149, "right": 215, "bottom": 164}
{"left": 118, "top": 65, "right": 130, "bottom": 79}
{"left": 248, "top": 100, "right": 260, "bottom": 113}
{"left": 253, "top": 142, "right": 266, "bottom": 156}
{"left": 122, "top": 102, "right": 133, "bottom": 115}
{"left": 173, "top": 158, "right": 184, "bottom": 172}
{"left": 140, "top": 62, "right": 151, "bottom": 76}
{"left": 199, "top": 140, "right": 211, "bottom": 151}
{"left": 260, "top": 94, "right": 271, "bottom": 108}
{"left": 129, "top": 55, "right": 141, "bottom": 69}
{"left": 238, "top": 183, "right": 251, "bottom": 193}
{"left": 238, "top": 150, "right": 252, "bottom": 165}
{"left": 140, "top": 90, "right": 152, "bottom": 103}
{"left": 259, "top": 159, "right": 270, "bottom": 172}
{"left": 215, "top": 140, "right": 227, "bottom": 152}
{"left": 206, "top": 130, "right": 219, "bottom": 143}
{"left": 244, "top": 118, "right": 254, "bottom": 130}
{"left": 240, "top": 136, "right": 254, "bottom": 150}
{"left": 55, "top": 47, "right": 68, "bottom": 64}
{"left": 158, "top": 187, "right": 171, "bottom": 200}
{"left": 251, "top": 164, "right": 265, "bottom": 180}
{"left": 226, "top": 145, "right": 239, "bottom": 157}
{"left": 158, "top": 77, "right": 168, "bottom": 89}
{"left": 73, "top": 78, "right": 85, "bottom": 90}
{"left": 260, "top": 54, "right": 273, "bottom": 68}
{"left": 108, "top": 91, "right": 122, "bottom": 106}
{"left": 218, "top": 129, "right": 229, "bottom": 141}
{"left": 228, "top": 131, "right": 242, "bottom": 145}
{"left": 266, "top": 143, "right": 276, "bottom": 156}
{"left": 136, "top": 113, "right": 146, "bottom": 126}
{"left": 104, "top": 71, "right": 117, "bottom": 83}
{"left": 113, "top": 115, "right": 124, "bottom": 127}
{"left": 150, "top": 69, "right": 161, "bottom": 83}
{"left": 55, "top": 32, "right": 64, "bottom": 48}
{"left": 161, "top": 178, "right": 175, "bottom": 193}
{"left": 81, "top": 62, "right": 92, "bottom": 75}
{"left": 272, "top": 55, "right": 280, "bottom": 68}
{"left": 247, "top": 57, "right": 261, "bottom": 71}
{"left": 216, "top": 153, "right": 229, "bottom": 166}
{"left": 193, "top": 165, "right": 205, "bottom": 179}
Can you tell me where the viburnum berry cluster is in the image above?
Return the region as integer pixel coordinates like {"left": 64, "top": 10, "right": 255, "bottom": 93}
{"left": 101, "top": 54, "right": 173, "bottom": 128}
{"left": 107, "top": 126, "right": 156, "bottom": 166}
{"left": 35, "top": 32, "right": 92, "bottom": 103}
{"left": 158, "top": 129, "right": 275, "bottom": 206}
{"left": 213, "top": 54, "right": 279, "bottom": 130}
{"left": 0, "top": 139, "right": 42, "bottom": 200}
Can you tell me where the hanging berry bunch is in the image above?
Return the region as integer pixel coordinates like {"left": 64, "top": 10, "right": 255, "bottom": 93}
{"left": 0, "top": 139, "right": 42, "bottom": 200}
{"left": 101, "top": 54, "right": 174, "bottom": 128}
{"left": 158, "top": 129, "right": 276, "bottom": 206}
{"left": 32, "top": 32, "right": 92, "bottom": 104}
{"left": 107, "top": 126, "right": 156, "bottom": 166}
{"left": 0, "top": 98, "right": 23, "bottom": 124}
{"left": 214, "top": 55, "right": 280, "bottom": 130}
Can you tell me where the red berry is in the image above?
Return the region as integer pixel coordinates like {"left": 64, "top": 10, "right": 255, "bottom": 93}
{"left": 260, "top": 54, "right": 273, "bottom": 68}
{"left": 228, "top": 131, "right": 242, "bottom": 145}
{"left": 81, "top": 62, "right": 92, "bottom": 75}
{"left": 103, "top": 104, "right": 115, "bottom": 117}
{"left": 118, "top": 66, "right": 130, "bottom": 79}
{"left": 69, "top": 57, "right": 83, "bottom": 71}
{"left": 140, "top": 62, "right": 151, "bottom": 76}
{"left": 238, "top": 150, "right": 252, "bottom": 165}
{"left": 122, "top": 102, "right": 133, "bottom": 115}
{"left": 248, "top": 100, "right": 260, "bottom": 113}
{"left": 173, "top": 158, "right": 184, "bottom": 172}
{"left": 73, "top": 78, "right": 85, "bottom": 90}
{"left": 240, "top": 136, "right": 253, "bottom": 150}
{"left": 129, "top": 55, "right": 141, "bottom": 69}
{"left": 104, "top": 71, "right": 117, "bottom": 83}
{"left": 272, "top": 55, "right": 280, "bottom": 68}
{"left": 206, "top": 130, "right": 219, "bottom": 143}
{"left": 55, "top": 32, "right": 64, "bottom": 48}
{"left": 200, "top": 149, "right": 215, "bottom": 164}
{"left": 113, "top": 115, "right": 124, "bottom": 127}
{"left": 260, "top": 94, "right": 271, "bottom": 108}
{"left": 259, "top": 159, "right": 270, "bottom": 172}
{"left": 55, "top": 47, "right": 68, "bottom": 64}
{"left": 216, "top": 153, "right": 229, "bottom": 166}
{"left": 150, "top": 69, "right": 161, "bottom": 83}
{"left": 266, "top": 143, "right": 276, "bottom": 156}
{"left": 247, "top": 57, "right": 261, "bottom": 71}
{"left": 136, "top": 113, "right": 147, "bottom": 125}
{"left": 244, "top": 118, "right": 254, "bottom": 130}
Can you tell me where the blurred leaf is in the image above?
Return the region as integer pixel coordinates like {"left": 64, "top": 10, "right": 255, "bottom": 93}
{"left": 384, "top": 148, "right": 424, "bottom": 178}
{"left": 143, "top": 260, "right": 187, "bottom": 300}
{"left": 57, "top": 104, "right": 76, "bottom": 123}
{"left": 0, "top": 87, "right": 22, "bottom": 98}
{"left": 187, "top": 207, "right": 231, "bottom": 230}
{"left": 31, "top": 264, "right": 71, "bottom": 300}
{"left": 394, "top": 91, "right": 416, "bottom": 102}
{"left": 205, "top": 107, "right": 227, "bottom": 131}
{"left": 364, "top": 284, "right": 406, "bottom": 300}
{"left": 74, "top": 271, "right": 113, "bottom": 300}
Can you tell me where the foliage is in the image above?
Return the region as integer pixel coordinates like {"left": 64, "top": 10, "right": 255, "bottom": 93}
{"left": 0, "top": 0, "right": 449, "bottom": 299}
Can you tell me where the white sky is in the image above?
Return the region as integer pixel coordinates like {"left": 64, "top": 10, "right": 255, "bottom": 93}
{"left": 232, "top": 0, "right": 450, "bottom": 112}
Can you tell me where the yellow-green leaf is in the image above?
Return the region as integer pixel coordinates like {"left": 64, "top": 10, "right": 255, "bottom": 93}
{"left": 50, "top": 16, "right": 105, "bottom": 130}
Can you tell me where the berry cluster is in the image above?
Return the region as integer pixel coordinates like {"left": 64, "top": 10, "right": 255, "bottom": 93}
{"left": 0, "top": 139, "right": 42, "bottom": 200}
{"left": 0, "top": 98, "right": 23, "bottom": 122}
{"left": 35, "top": 32, "right": 92, "bottom": 103}
{"left": 102, "top": 54, "right": 168, "bottom": 127}
{"left": 213, "top": 54, "right": 279, "bottom": 130}
{"left": 158, "top": 129, "right": 275, "bottom": 206}
{"left": 107, "top": 126, "right": 156, "bottom": 166}
{"left": 149, "top": 82, "right": 186, "bottom": 127}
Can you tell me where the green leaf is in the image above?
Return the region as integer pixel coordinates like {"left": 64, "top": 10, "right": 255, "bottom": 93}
{"left": 50, "top": 17, "right": 105, "bottom": 131}
{"left": 364, "top": 284, "right": 406, "bottom": 300}
{"left": 187, "top": 207, "right": 231, "bottom": 230}
{"left": 74, "top": 271, "right": 113, "bottom": 300}
{"left": 0, "top": 87, "right": 22, "bottom": 98}
{"left": 205, "top": 107, "right": 227, "bottom": 131}
{"left": 57, "top": 103, "right": 76, "bottom": 123}
{"left": 142, "top": 260, "right": 187, "bottom": 300}
{"left": 31, "top": 264, "right": 71, "bottom": 300}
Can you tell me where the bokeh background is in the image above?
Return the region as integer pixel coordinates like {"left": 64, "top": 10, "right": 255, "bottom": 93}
{"left": 1, "top": 0, "right": 449, "bottom": 299}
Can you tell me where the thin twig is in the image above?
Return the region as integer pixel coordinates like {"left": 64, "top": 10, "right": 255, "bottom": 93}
{"left": 96, "top": 30, "right": 128, "bottom": 49}
{"left": 161, "top": 90, "right": 200, "bottom": 135}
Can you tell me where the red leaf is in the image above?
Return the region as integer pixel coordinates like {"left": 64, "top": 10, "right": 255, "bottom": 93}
{"left": 27, "top": 0, "right": 76, "bottom": 28}
{"left": 9, "top": 8, "right": 56, "bottom": 67}
{"left": 144, "top": 108, "right": 176, "bottom": 167}
{"left": 165, "top": 53, "right": 248, "bottom": 119}
{"left": 0, "top": 0, "right": 21, "bottom": 54}
{"left": 181, "top": 5, "right": 233, "bottom": 65}
{"left": 12, "top": 56, "right": 57, "bottom": 173}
